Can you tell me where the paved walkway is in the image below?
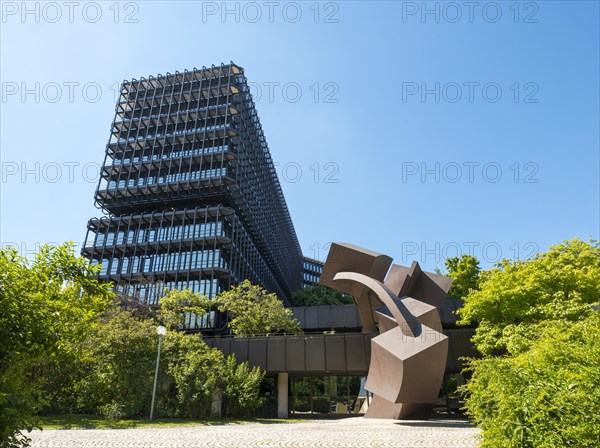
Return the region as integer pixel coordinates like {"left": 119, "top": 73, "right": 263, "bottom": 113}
{"left": 29, "top": 418, "right": 480, "bottom": 447}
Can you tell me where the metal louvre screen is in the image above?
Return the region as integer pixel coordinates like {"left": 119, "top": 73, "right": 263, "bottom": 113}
{"left": 82, "top": 62, "right": 303, "bottom": 322}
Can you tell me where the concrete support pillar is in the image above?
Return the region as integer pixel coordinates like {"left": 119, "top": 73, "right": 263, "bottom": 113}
{"left": 277, "top": 373, "right": 289, "bottom": 418}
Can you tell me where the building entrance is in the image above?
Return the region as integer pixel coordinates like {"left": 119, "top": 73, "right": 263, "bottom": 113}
{"left": 289, "top": 376, "right": 363, "bottom": 416}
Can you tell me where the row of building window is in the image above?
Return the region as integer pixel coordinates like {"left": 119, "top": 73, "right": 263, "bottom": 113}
{"left": 100, "top": 167, "right": 228, "bottom": 190}
{"left": 94, "top": 248, "right": 227, "bottom": 276}
{"left": 114, "top": 278, "right": 220, "bottom": 302}
{"left": 93, "top": 221, "right": 225, "bottom": 247}
{"left": 116, "top": 101, "right": 235, "bottom": 125}
{"left": 119, "top": 93, "right": 235, "bottom": 122}
{"left": 303, "top": 261, "right": 324, "bottom": 273}
{"left": 108, "top": 145, "right": 230, "bottom": 166}
{"left": 111, "top": 123, "right": 230, "bottom": 144}
{"left": 122, "top": 75, "right": 241, "bottom": 101}
{"left": 303, "top": 273, "right": 320, "bottom": 284}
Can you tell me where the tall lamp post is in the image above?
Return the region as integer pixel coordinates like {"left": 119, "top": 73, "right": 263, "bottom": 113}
{"left": 150, "top": 325, "right": 167, "bottom": 420}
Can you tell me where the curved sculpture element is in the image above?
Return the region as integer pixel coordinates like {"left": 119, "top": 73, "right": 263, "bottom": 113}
{"left": 319, "top": 243, "right": 452, "bottom": 420}
{"left": 333, "top": 272, "right": 421, "bottom": 337}
{"left": 319, "top": 243, "right": 393, "bottom": 333}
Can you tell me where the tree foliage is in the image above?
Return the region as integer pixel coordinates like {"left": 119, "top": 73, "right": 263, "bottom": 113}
{"left": 37, "top": 308, "right": 266, "bottom": 421}
{"left": 458, "top": 239, "right": 600, "bottom": 356}
{"left": 458, "top": 239, "right": 600, "bottom": 447}
{"left": 83, "top": 310, "right": 158, "bottom": 419}
{"left": 291, "top": 285, "right": 353, "bottom": 307}
{"left": 163, "top": 331, "right": 264, "bottom": 419}
{"left": 0, "top": 244, "right": 112, "bottom": 448}
{"left": 1, "top": 245, "right": 270, "bottom": 446}
{"left": 163, "top": 330, "right": 226, "bottom": 418}
{"left": 221, "top": 355, "right": 265, "bottom": 417}
{"left": 445, "top": 255, "right": 481, "bottom": 298}
{"left": 217, "top": 280, "right": 301, "bottom": 336}
{"left": 60, "top": 310, "right": 265, "bottom": 420}
{"left": 463, "top": 316, "right": 600, "bottom": 447}
{"left": 159, "top": 288, "right": 211, "bottom": 330}
{"left": 0, "top": 244, "right": 351, "bottom": 442}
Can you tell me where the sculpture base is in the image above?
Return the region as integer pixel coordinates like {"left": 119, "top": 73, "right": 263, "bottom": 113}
{"left": 364, "top": 395, "right": 434, "bottom": 420}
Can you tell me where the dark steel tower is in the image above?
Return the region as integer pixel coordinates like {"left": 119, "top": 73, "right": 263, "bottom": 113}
{"left": 82, "top": 62, "right": 302, "bottom": 322}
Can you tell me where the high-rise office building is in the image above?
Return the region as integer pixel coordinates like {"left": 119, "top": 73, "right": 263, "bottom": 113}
{"left": 82, "top": 62, "right": 303, "bottom": 321}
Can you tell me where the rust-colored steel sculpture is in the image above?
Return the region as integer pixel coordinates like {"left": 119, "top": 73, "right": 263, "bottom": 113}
{"left": 319, "top": 243, "right": 453, "bottom": 420}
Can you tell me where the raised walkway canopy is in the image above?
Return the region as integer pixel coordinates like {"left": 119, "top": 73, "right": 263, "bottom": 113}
{"left": 202, "top": 301, "right": 476, "bottom": 376}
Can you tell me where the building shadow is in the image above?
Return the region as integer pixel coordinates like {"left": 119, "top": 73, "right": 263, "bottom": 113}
{"left": 394, "top": 420, "right": 474, "bottom": 429}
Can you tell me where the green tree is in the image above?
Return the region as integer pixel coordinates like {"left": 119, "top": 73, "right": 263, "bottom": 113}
{"left": 222, "top": 355, "right": 265, "bottom": 417}
{"left": 217, "top": 280, "right": 301, "bottom": 336}
{"left": 163, "top": 331, "right": 265, "bottom": 419}
{"left": 35, "top": 342, "right": 95, "bottom": 415}
{"left": 81, "top": 310, "right": 158, "bottom": 419}
{"left": 463, "top": 315, "right": 600, "bottom": 447}
{"left": 0, "top": 244, "right": 112, "bottom": 447}
{"left": 159, "top": 288, "right": 211, "bottom": 330}
{"left": 0, "top": 245, "right": 274, "bottom": 431}
{"left": 162, "top": 330, "right": 225, "bottom": 418}
{"left": 458, "top": 239, "right": 600, "bottom": 356}
{"left": 445, "top": 255, "right": 481, "bottom": 298}
{"left": 78, "top": 298, "right": 268, "bottom": 419}
{"left": 458, "top": 239, "right": 600, "bottom": 447}
{"left": 291, "top": 285, "right": 353, "bottom": 306}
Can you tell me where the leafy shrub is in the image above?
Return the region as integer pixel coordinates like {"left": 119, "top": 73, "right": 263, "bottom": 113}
{"left": 459, "top": 239, "right": 600, "bottom": 356}
{"left": 35, "top": 346, "right": 94, "bottom": 415}
{"left": 82, "top": 311, "right": 158, "bottom": 418}
{"left": 40, "top": 307, "right": 270, "bottom": 421}
{"left": 222, "top": 355, "right": 265, "bottom": 417}
{"left": 459, "top": 239, "right": 600, "bottom": 447}
{"left": 291, "top": 285, "right": 352, "bottom": 306}
{"left": 162, "top": 331, "right": 224, "bottom": 418}
{"left": 0, "top": 244, "right": 112, "bottom": 447}
{"left": 159, "top": 289, "right": 211, "bottom": 330}
{"left": 1, "top": 244, "right": 282, "bottom": 445}
{"left": 217, "top": 280, "right": 301, "bottom": 336}
{"left": 462, "top": 316, "right": 600, "bottom": 447}
{"left": 445, "top": 255, "right": 481, "bottom": 298}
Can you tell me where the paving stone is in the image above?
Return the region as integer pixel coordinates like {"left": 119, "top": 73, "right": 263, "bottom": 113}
{"left": 29, "top": 418, "right": 480, "bottom": 448}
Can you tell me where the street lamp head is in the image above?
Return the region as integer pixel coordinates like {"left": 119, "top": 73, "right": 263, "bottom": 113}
{"left": 157, "top": 325, "right": 167, "bottom": 336}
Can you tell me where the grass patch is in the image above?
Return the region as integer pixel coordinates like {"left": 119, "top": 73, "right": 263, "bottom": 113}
{"left": 38, "top": 414, "right": 301, "bottom": 430}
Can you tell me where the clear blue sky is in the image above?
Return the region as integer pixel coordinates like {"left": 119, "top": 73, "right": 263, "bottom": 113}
{"left": 1, "top": 1, "right": 599, "bottom": 273}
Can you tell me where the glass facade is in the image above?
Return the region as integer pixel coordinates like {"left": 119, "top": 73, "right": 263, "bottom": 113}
{"left": 290, "top": 376, "right": 363, "bottom": 415}
{"left": 82, "top": 62, "right": 303, "bottom": 319}
{"left": 302, "top": 256, "right": 324, "bottom": 288}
